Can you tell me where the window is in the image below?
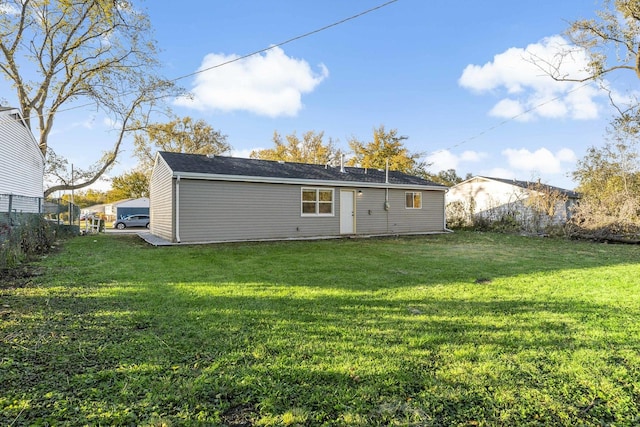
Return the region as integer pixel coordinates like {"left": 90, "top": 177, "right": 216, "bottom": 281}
{"left": 405, "top": 192, "right": 422, "bottom": 209}
{"left": 301, "top": 188, "right": 334, "bottom": 216}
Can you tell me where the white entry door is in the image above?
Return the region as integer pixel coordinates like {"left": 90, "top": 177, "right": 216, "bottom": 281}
{"left": 340, "top": 190, "right": 355, "bottom": 234}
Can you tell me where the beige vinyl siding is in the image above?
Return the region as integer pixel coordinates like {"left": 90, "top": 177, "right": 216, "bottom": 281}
{"left": 177, "top": 180, "right": 340, "bottom": 242}
{"left": 387, "top": 189, "right": 445, "bottom": 233}
{"left": 0, "top": 111, "right": 44, "bottom": 200}
{"left": 353, "top": 188, "right": 444, "bottom": 234}
{"left": 353, "top": 188, "right": 392, "bottom": 234}
{"left": 149, "top": 157, "right": 174, "bottom": 241}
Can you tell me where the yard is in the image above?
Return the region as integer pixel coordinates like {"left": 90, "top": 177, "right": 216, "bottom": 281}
{"left": 1, "top": 232, "right": 639, "bottom": 426}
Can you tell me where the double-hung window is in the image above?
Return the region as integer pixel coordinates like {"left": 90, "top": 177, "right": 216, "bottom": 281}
{"left": 301, "top": 188, "right": 334, "bottom": 216}
{"left": 405, "top": 192, "right": 422, "bottom": 209}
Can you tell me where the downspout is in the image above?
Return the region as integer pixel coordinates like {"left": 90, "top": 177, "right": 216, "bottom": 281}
{"left": 384, "top": 158, "right": 390, "bottom": 233}
{"left": 175, "top": 175, "right": 181, "bottom": 243}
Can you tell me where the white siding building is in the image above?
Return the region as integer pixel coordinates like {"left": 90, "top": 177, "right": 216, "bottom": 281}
{"left": 447, "top": 176, "right": 580, "bottom": 230}
{"left": 0, "top": 107, "right": 45, "bottom": 213}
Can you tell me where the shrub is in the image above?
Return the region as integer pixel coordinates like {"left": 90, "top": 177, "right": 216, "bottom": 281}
{"left": 0, "top": 214, "right": 58, "bottom": 270}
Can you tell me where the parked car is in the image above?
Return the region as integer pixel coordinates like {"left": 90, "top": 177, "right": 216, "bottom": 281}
{"left": 113, "top": 214, "right": 150, "bottom": 229}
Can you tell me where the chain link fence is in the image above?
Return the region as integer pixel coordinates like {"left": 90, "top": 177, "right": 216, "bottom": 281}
{"left": 1, "top": 194, "right": 78, "bottom": 225}
{"left": 1, "top": 194, "right": 81, "bottom": 269}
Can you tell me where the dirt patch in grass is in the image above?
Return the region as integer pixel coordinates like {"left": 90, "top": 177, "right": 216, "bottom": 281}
{"left": 221, "top": 404, "right": 257, "bottom": 427}
{"left": 0, "top": 241, "right": 62, "bottom": 290}
{"left": 0, "top": 265, "right": 44, "bottom": 289}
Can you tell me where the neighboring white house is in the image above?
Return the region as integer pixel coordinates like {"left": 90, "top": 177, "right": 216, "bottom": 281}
{"left": 447, "top": 176, "right": 580, "bottom": 230}
{"left": 0, "top": 107, "right": 45, "bottom": 214}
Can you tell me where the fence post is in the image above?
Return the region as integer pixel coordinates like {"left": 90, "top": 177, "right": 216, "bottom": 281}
{"left": 8, "top": 194, "right": 12, "bottom": 224}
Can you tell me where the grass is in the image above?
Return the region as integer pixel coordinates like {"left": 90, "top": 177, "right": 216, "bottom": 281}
{"left": 1, "top": 232, "right": 640, "bottom": 426}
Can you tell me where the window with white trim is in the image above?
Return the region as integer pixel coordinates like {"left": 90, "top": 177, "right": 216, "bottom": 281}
{"left": 301, "top": 188, "right": 334, "bottom": 216}
{"left": 405, "top": 192, "right": 422, "bottom": 209}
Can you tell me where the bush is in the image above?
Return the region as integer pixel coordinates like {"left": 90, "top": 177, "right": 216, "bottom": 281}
{"left": 0, "top": 214, "right": 58, "bottom": 270}
{"left": 565, "top": 197, "right": 640, "bottom": 242}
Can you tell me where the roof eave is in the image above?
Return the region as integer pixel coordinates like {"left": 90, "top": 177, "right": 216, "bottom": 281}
{"left": 172, "top": 171, "right": 447, "bottom": 191}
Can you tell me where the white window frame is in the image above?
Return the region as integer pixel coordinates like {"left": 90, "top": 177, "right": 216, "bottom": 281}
{"left": 405, "top": 191, "right": 422, "bottom": 209}
{"left": 301, "top": 188, "right": 335, "bottom": 216}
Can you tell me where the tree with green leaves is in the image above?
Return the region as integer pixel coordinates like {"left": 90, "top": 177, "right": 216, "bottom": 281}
{"left": 429, "top": 169, "right": 471, "bottom": 186}
{"left": 0, "top": 0, "right": 179, "bottom": 196}
{"left": 250, "top": 130, "right": 338, "bottom": 165}
{"left": 107, "top": 170, "right": 150, "bottom": 202}
{"left": 134, "top": 116, "right": 231, "bottom": 173}
{"left": 346, "top": 125, "right": 428, "bottom": 175}
{"left": 60, "top": 189, "right": 107, "bottom": 209}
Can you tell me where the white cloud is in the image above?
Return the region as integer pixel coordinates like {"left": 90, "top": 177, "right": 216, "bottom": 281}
{"left": 459, "top": 35, "right": 603, "bottom": 121}
{"left": 426, "top": 149, "right": 488, "bottom": 172}
{"left": 484, "top": 167, "right": 515, "bottom": 179}
{"left": 502, "top": 147, "right": 576, "bottom": 174}
{"left": 460, "top": 150, "right": 488, "bottom": 162}
{"left": 230, "top": 148, "right": 256, "bottom": 159}
{"left": 489, "top": 99, "right": 530, "bottom": 121}
{"left": 103, "top": 117, "right": 121, "bottom": 129}
{"left": 175, "top": 47, "right": 329, "bottom": 117}
{"left": 0, "top": 4, "right": 19, "bottom": 14}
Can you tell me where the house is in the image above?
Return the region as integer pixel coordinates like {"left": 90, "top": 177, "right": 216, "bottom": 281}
{"left": 109, "top": 197, "right": 150, "bottom": 220}
{"left": 149, "top": 152, "right": 448, "bottom": 243}
{"left": 0, "top": 106, "right": 45, "bottom": 215}
{"left": 82, "top": 203, "right": 108, "bottom": 219}
{"left": 447, "top": 176, "right": 580, "bottom": 229}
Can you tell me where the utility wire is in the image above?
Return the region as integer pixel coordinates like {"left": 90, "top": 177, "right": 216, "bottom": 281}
{"left": 9, "top": 0, "right": 601, "bottom": 162}
{"left": 427, "top": 80, "right": 596, "bottom": 158}
{"left": 36, "top": 0, "right": 401, "bottom": 117}
{"left": 172, "top": 0, "right": 400, "bottom": 82}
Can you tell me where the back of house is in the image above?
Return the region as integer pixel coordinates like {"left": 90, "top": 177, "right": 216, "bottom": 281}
{"left": 149, "top": 152, "right": 448, "bottom": 243}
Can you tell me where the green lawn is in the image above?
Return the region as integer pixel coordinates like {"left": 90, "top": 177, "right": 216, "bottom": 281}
{"left": 1, "top": 232, "right": 640, "bottom": 426}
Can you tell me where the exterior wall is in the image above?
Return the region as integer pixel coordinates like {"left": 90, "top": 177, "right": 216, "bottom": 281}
{"left": 448, "top": 178, "right": 574, "bottom": 228}
{"left": 447, "top": 179, "right": 528, "bottom": 219}
{"left": 174, "top": 179, "right": 446, "bottom": 243}
{"left": 115, "top": 197, "right": 150, "bottom": 219}
{"left": 149, "top": 157, "right": 175, "bottom": 241}
{"left": 177, "top": 180, "right": 340, "bottom": 242}
{"left": 355, "top": 188, "right": 445, "bottom": 234}
{"left": 353, "top": 188, "right": 389, "bottom": 234}
{"left": 0, "top": 110, "right": 44, "bottom": 204}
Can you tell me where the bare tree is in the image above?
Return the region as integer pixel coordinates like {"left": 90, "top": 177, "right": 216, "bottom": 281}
{"left": 0, "top": 0, "right": 180, "bottom": 196}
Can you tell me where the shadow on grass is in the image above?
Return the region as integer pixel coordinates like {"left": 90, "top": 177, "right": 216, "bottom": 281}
{"left": 2, "top": 233, "right": 640, "bottom": 425}
{"left": 3, "top": 281, "right": 640, "bottom": 425}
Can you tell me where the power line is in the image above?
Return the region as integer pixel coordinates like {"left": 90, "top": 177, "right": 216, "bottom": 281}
{"left": 40, "top": 0, "right": 401, "bottom": 117}
{"left": 426, "top": 80, "right": 596, "bottom": 158}
{"left": 172, "top": 0, "right": 400, "bottom": 83}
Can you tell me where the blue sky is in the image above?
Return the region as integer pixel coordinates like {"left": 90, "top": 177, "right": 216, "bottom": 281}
{"left": 8, "top": 0, "right": 632, "bottom": 191}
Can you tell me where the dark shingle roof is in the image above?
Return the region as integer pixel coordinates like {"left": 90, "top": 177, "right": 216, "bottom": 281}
{"left": 481, "top": 176, "right": 580, "bottom": 199}
{"left": 159, "top": 151, "right": 445, "bottom": 188}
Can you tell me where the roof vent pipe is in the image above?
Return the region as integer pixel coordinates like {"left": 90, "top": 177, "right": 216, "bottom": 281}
{"left": 385, "top": 158, "right": 389, "bottom": 184}
{"left": 340, "top": 153, "right": 345, "bottom": 173}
